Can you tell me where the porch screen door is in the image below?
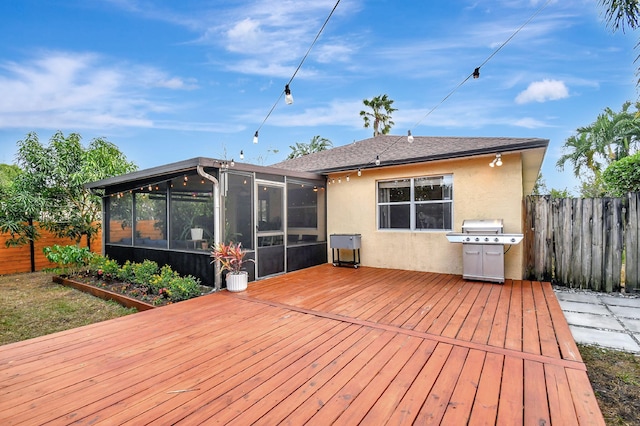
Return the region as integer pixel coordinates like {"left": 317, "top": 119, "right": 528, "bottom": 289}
{"left": 256, "top": 182, "right": 285, "bottom": 277}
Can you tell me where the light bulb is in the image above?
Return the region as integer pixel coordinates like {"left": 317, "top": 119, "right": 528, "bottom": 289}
{"left": 346, "top": 175, "right": 350, "bottom": 182}
{"left": 253, "top": 131, "right": 259, "bottom": 144}
{"left": 240, "top": 150, "right": 244, "bottom": 160}
{"left": 407, "top": 130, "right": 414, "bottom": 143}
{"left": 489, "top": 161, "right": 495, "bottom": 168}
{"left": 357, "top": 168, "right": 362, "bottom": 176}
{"left": 496, "top": 158, "right": 502, "bottom": 167}
{"left": 230, "top": 159, "right": 235, "bottom": 167}
{"left": 375, "top": 155, "right": 380, "bottom": 166}
{"left": 284, "top": 84, "right": 293, "bottom": 105}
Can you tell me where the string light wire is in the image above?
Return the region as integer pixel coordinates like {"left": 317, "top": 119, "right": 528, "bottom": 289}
{"left": 253, "top": 0, "right": 342, "bottom": 142}
{"left": 369, "top": 0, "right": 553, "bottom": 168}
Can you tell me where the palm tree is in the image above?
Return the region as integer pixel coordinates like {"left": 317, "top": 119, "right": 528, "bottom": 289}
{"left": 557, "top": 101, "right": 640, "bottom": 177}
{"left": 599, "top": 0, "right": 640, "bottom": 85}
{"left": 360, "top": 94, "right": 397, "bottom": 137}
{"left": 286, "top": 135, "right": 333, "bottom": 159}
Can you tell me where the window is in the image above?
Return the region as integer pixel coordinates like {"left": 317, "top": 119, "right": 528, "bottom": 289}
{"left": 135, "top": 184, "right": 168, "bottom": 248}
{"left": 287, "top": 181, "right": 326, "bottom": 245}
{"left": 107, "top": 192, "right": 133, "bottom": 244}
{"left": 169, "top": 173, "right": 214, "bottom": 251}
{"left": 378, "top": 175, "right": 452, "bottom": 231}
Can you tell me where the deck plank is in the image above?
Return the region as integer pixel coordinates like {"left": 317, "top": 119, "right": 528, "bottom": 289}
{"left": 0, "top": 265, "right": 604, "bottom": 425}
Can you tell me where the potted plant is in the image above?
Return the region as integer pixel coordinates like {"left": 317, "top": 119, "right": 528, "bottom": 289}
{"left": 210, "top": 241, "right": 253, "bottom": 292}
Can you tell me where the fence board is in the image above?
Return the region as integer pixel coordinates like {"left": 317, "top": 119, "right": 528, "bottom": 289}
{"left": 0, "top": 224, "right": 101, "bottom": 275}
{"left": 524, "top": 194, "right": 636, "bottom": 292}
{"left": 580, "top": 199, "right": 593, "bottom": 290}
{"left": 571, "top": 198, "right": 583, "bottom": 288}
{"left": 626, "top": 193, "right": 639, "bottom": 290}
{"left": 591, "top": 200, "right": 604, "bottom": 291}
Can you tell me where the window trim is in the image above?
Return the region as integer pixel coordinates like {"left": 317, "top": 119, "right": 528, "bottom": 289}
{"left": 376, "top": 174, "right": 453, "bottom": 231}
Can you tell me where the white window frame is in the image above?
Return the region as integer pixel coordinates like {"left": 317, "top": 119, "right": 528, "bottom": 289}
{"left": 377, "top": 175, "right": 453, "bottom": 231}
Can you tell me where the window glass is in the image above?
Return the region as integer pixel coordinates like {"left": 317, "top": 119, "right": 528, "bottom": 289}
{"left": 169, "top": 173, "right": 214, "bottom": 251}
{"left": 378, "top": 179, "right": 411, "bottom": 202}
{"left": 287, "top": 181, "right": 326, "bottom": 244}
{"left": 223, "top": 173, "right": 253, "bottom": 249}
{"left": 415, "top": 176, "right": 452, "bottom": 201}
{"left": 378, "top": 175, "right": 453, "bottom": 231}
{"left": 107, "top": 192, "right": 133, "bottom": 244}
{"left": 135, "top": 183, "right": 168, "bottom": 248}
{"left": 379, "top": 204, "right": 411, "bottom": 229}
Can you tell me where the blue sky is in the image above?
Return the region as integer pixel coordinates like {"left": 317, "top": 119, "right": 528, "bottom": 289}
{"left": 0, "top": 0, "right": 637, "bottom": 193}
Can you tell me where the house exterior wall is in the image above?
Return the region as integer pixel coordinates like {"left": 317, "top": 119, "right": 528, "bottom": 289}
{"left": 326, "top": 152, "right": 526, "bottom": 279}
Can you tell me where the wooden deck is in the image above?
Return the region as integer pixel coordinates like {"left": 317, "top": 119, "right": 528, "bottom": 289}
{"left": 0, "top": 265, "right": 604, "bottom": 425}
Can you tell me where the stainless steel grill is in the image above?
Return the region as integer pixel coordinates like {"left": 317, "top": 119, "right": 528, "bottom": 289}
{"left": 446, "top": 219, "right": 523, "bottom": 283}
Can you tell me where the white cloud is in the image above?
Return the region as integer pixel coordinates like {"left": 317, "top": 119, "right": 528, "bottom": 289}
{"left": 0, "top": 52, "right": 199, "bottom": 130}
{"left": 515, "top": 79, "right": 569, "bottom": 104}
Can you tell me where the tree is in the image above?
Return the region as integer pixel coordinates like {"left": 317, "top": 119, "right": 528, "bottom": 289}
{"left": 602, "top": 151, "right": 640, "bottom": 196}
{"left": 360, "top": 94, "right": 397, "bottom": 137}
{"left": 531, "top": 173, "right": 570, "bottom": 197}
{"left": 286, "top": 135, "right": 333, "bottom": 159}
{"left": 556, "top": 101, "right": 640, "bottom": 196}
{"left": 0, "top": 132, "right": 137, "bottom": 248}
{"left": 599, "top": 0, "right": 640, "bottom": 85}
{"left": 0, "top": 164, "right": 21, "bottom": 191}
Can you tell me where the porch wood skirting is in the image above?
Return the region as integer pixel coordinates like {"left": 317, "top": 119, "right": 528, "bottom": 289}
{"left": 0, "top": 264, "right": 603, "bottom": 425}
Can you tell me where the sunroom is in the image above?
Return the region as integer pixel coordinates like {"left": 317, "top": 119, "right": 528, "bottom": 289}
{"left": 86, "top": 157, "right": 327, "bottom": 289}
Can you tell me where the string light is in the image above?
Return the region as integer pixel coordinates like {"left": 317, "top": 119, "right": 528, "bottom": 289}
{"left": 407, "top": 130, "right": 414, "bottom": 143}
{"left": 357, "top": 168, "right": 362, "bottom": 176}
{"left": 375, "top": 155, "right": 380, "bottom": 166}
{"left": 240, "top": 150, "right": 244, "bottom": 160}
{"left": 369, "top": 0, "right": 551, "bottom": 171}
{"left": 251, "top": 0, "right": 342, "bottom": 143}
{"left": 285, "top": 84, "right": 293, "bottom": 105}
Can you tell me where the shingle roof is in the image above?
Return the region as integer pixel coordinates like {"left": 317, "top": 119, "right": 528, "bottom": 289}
{"left": 270, "top": 135, "right": 549, "bottom": 173}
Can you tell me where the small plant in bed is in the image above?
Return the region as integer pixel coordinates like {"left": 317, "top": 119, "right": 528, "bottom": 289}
{"left": 45, "top": 244, "right": 209, "bottom": 306}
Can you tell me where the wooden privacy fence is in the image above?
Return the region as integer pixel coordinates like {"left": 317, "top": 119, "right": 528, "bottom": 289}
{"left": 524, "top": 193, "right": 639, "bottom": 292}
{"left": 0, "top": 224, "right": 101, "bottom": 275}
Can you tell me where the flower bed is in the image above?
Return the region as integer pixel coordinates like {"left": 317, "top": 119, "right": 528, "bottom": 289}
{"left": 45, "top": 245, "right": 213, "bottom": 308}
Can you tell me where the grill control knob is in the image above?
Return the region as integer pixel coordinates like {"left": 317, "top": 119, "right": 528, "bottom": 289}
{"left": 510, "top": 238, "right": 516, "bottom": 243}
{"left": 494, "top": 237, "right": 499, "bottom": 242}
{"left": 484, "top": 237, "right": 489, "bottom": 242}
{"left": 465, "top": 237, "right": 470, "bottom": 242}
{"left": 475, "top": 237, "right": 479, "bottom": 242}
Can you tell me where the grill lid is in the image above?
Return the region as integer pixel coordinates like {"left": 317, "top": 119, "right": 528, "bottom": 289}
{"left": 461, "top": 219, "right": 503, "bottom": 234}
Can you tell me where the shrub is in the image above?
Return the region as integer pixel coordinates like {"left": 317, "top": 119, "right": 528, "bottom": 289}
{"left": 117, "top": 260, "right": 136, "bottom": 283}
{"left": 88, "top": 255, "right": 120, "bottom": 280}
{"left": 166, "top": 276, "right": 201, "bottom": 302}
{"left": 131, "top": 260, "right": 159, "bottom": 286}
{"left": 148, "top": 265, "right": 180, "bottom": 294}
{"left": 602, "top": 152, "right": 640, "bottom": 196}
{"left": 44, "top": 244, "right": 94, "bottom": 275}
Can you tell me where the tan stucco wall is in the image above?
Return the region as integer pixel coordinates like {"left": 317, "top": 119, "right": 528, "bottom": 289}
{"left": 326, "top": 152, "right": 526, "bottom": 279}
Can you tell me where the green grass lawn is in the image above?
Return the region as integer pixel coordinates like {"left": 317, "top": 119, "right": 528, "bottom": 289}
{"left": 0, "top": 271, "right": 136, "bottom": 345}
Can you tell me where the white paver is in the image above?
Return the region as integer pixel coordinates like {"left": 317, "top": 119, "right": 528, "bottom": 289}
{"left": 562, "top": 311, "right": 625, "bottom": 331}
{"left": 557, "top": 300, "right": 609, "bottom": 315}
{"left": 568, "top": 326, "right": 640, "bottom": 353}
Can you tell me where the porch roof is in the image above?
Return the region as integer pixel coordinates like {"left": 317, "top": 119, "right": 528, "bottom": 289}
{"left": 85, "top": 157, "right": 325, "bottom": 193}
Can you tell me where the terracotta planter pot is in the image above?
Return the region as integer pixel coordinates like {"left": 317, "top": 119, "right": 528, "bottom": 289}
{"left": 225, "top": 271, "right": 248, "bottom": 292}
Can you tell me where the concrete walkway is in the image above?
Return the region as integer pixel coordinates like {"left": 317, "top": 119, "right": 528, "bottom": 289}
{"left": 555, "top": 288, "right": 640, "bottom": 353}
